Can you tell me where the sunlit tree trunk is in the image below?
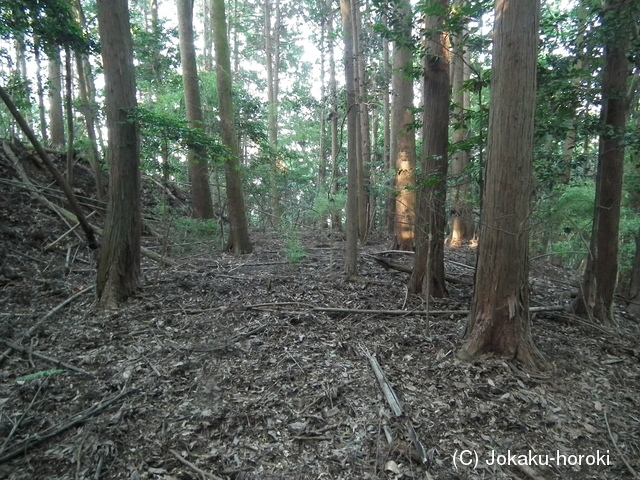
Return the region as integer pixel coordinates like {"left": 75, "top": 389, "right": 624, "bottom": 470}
{"left": 177, "top": 0, "right": 215, "bottom": 219}
{"left": 318, "top": 9, "right": 328, "bottom": 228}
{"left": 450, "top": 2, "right": 474, "bottom": 245}
{"left": 48, "top": 50, "right": 65, "bottom": 149}
{"left": 341, "top": 0, "right": 359, "bottom": 276}
{"left": 14, "top": 36, "right": 28, "bottom": 80}
{"left": 96, "top": 0, "right": 142, "bottom": 308}
{"left": 572, "top": 0, "right": 636, "bottom": 325}
{"left": 265, "top": 0, "right": 282, "bottom": 226}
{"left": 203, "top": 0, "right": 213, "bottom": 72}
{"left": 328, "top": 0, "right": 342, "bottom": 232}
{"left": 408, "top": 0, "right": 450, "bottom": 298}
{"left": 212, "top": 0, "right": 253, "bottom": 254}
{"left": 460, "top": 0, "right": 548, "bottom": 370}
{"left": 353, "top": 2, "right": 371, "bottom": 240}
{"left": 391, "top": 0, "right": 416, "bottom": 250}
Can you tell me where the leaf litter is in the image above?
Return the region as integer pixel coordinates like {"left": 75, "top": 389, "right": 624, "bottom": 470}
{"left": 0, "top": 146, "right": 639, "bottom": 479}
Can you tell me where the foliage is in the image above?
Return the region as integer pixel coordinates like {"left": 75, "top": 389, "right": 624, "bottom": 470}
{"left": 131, "top": 19, "right": 181, "bottom": 90}
{"left": 0, "top": 0, "right": 95, "bottom": 54}
{"left": 280, "top": 228, "right": 308, "bottom": 264}
{"left": 131, "top": 106, "right": 229, "bottom": 174}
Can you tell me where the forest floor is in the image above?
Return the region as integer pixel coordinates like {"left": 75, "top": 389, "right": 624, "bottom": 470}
{"left": 1, "top": 142, "right": 640, "bottom": 480}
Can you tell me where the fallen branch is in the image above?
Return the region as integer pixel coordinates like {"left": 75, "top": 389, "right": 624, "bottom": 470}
{"left": 367, "top": 255, "right": 470, "bottom": 284}
{"left": 5, "top": 145, "right": 176, "bottom": 267}
{"left": 0, "top": 387, "right": 137, "bottom": 464}
{"left": 0, "top": 94, "right": 97, "bottom": 249}
{"left": 359, "top": 344, "right": 428, "bottom": 464}
{"left": 0, "top": 285, "right": 94, "bottom": 365}
{"left": 313, "top": 306, "right": 465, "bottom": 316}
{"left": 604, "top": 409, "right": 638, "bottom": 479}
{"left": 169, "top": 449, "right": 224, "bottom": 480}
{"left": 0, "top": 338, "right": 94, "bottom": 377}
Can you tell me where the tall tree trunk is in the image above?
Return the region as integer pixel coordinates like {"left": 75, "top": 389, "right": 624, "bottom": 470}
{"left": 572, "top": 0, "right": 636, "bottom": 325}
{"left": 408, "top": 0, "right": 450, "bottom": 298}
{"left": 212, "top": 0, "right": 253, "bottom": 254}
{"left": 177, "top": 0, "right": 215, "bottom": 219}
{"left": 96, "top": 0, "right": 142, "bottom": 308}
{"left": 265, "top": 0, "right": 282, "bottom": 226}
{"left": 354, "top": 1, "right": 371, "bottom": 240}
{"left": 318, "top": 8, "right": 328, "bottom": 227}
{"left": 203, "top": 0, "right": 213, "bottom": 72}
{"left": 341, "top": 0, "right": 359, "bottom": 276}
{"left": 74, "top": 0, "right": 105, "bottom": 199}
{"left": 450, "top": 3, "right": 474, "bottom": 245}
{"left": 64, "top": 46, "right": 75, "bottom": 187}
{"left": 391, "top": 0, "right": 416, "bottom": 250}
{"left": 460, "top": 0, "right": 548, "bottom": 370}
{"left": 382, "top": 12, "right": 393, "bottom": 235}
{"left": 76, "top": 50, "right": 105, "bottom": 199}
{"left": 560, "top": 3, "right": 588, "bottom": 185}
{"left": 34, "top": 40, "right": 48, "bottom": 143}
{"left": 14, "top": 36, "right": 28, "bottom": 81}
{"left": 48, "top": 50, "right": 65, "bottom": 149}
{"left": 328, "top": 0, "right": 342, "bottom": 232}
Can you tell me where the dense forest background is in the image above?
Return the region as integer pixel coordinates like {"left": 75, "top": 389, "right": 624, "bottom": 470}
{"left": 0, "top": 0, "right": 637, "bottom": 275}
{"left": 1, "top": 0, "right": 640, "bottom": 478}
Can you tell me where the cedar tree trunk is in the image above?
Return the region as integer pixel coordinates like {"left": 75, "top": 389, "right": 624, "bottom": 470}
{"left": 95, "top": 0, "right": 142, "bottom": 308}
{"left": 460, "top": 0, "right": 548, "bottom": 370}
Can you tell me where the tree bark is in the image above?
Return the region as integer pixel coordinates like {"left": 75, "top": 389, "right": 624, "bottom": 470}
{"left": 265, "top": 0, "right": 282, "bottom": 226}
{"left": 382, "top": 12, "right": 393, "bottom": 235}
{"left": 460, "top": 0, "right": 548, "bottom": 370}
{"left": 450, "top": 2, "right": 474, "bottom": 245}
{"left": 318, "top": 7, "right": 328, "bottom": 228}
{"left": 353, "top": 2, "right": 371, "bottom": 241}
{"left": 391, "top": 0, "right": 416, "bottom": 251}
{"left": 74, "top": 0, "right": 105, "bottom": 199}
{"left": 341, "top": 0, "right": 359, "bottom": 276}
{"left": 212, "top": 0, "right": 253, "bottom": 254}
{"left": 572, "top": 0, "right": 636, "bottom": 325}
{"left": 177, "top": 0, "right": 215, "bottom": 220}
{"left": 408, "top": 0, "right": 450, "bottom": 298}
{"left": 64, "top": 46, "right": 74, "bottom": 187}
{"left": 48, "top": 50, "right": 65, "bottom": 149}
{"left": 328, "top": 0, "right": 342, "bottom": 232}
{"left": 95, "top": 0, "right": 142, "bottom": 308}
{"left": 34, "top": 40, "right": 48, "bottom": 143}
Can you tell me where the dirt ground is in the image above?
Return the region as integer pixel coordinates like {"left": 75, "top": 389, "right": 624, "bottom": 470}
{"left": 1, "top": 143, "right": 639, "bottom": 479}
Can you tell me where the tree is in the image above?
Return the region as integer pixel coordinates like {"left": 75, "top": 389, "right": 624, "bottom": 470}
{"left": 328, "top": 0, "right": 342, "bottom": 232}
{"left": 177, "top": 0, "right": 216, "bottom": 220}
{"left": 341, "top": 0, "right": 359, "bottom": 276}
{"left": 212, "top": 0, "right": 253, "bottom": 254}
{"left": 353, "top": 2, "right": 371, "bottom": 240}
{"left": 47, "top": 49, "right": 65, "bottom": 148}
{"left": 572, "top": 0, "right": 638, "bottom": 325}
{"left": 390, "top": 0, "right": 416, "bottom": 250}
{"left": 265, "top": 0, "right": 282, "bottom": 226}
{"left": 449, "top": 0, "right": 474, "bottom": 244}
{"left": 408, "top": 0, "right": 450, "bottom": 298}
{"left": 95, "top": 0, "right": 142, "bottom": 308}
{"left": 460, "top": 0, "right": 548, "bottom": 370}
